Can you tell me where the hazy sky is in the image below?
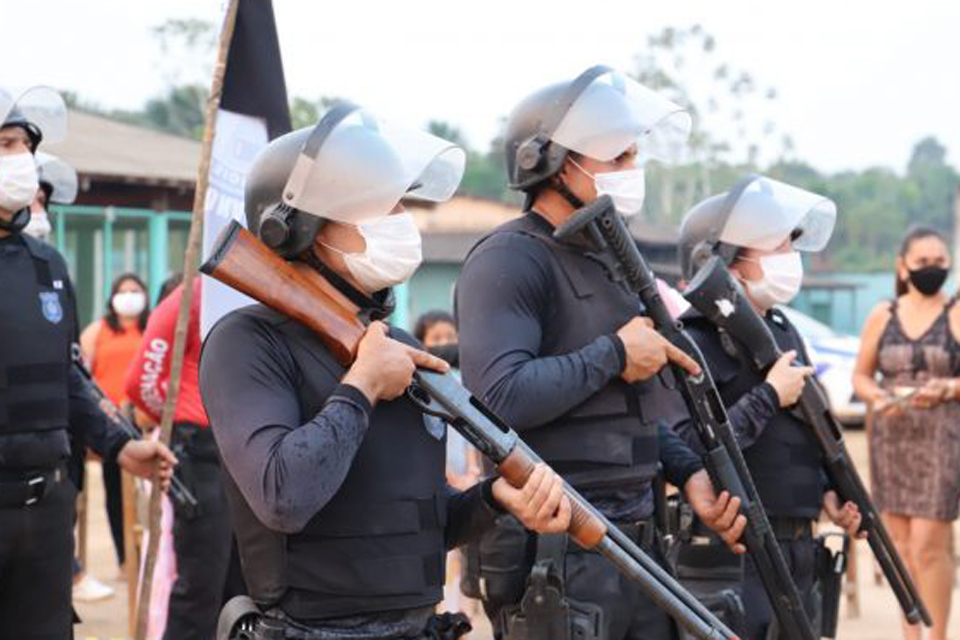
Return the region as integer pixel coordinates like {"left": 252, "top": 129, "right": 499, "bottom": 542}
{"left": 4, "top": 0, "right": 958, "bottom": 173}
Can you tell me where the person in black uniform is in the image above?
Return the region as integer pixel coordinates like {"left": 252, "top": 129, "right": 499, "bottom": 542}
{"left": 0, "top": 86, "right": 177, "bottom": 640}
{"left": 200, "top": 103, "right": 573, "bottom": 640}
{"left": 454, "top": 66, "right": 747, "bottom": 640}
{"left": 674, "top": 175, "right": 864, "bottom": 639}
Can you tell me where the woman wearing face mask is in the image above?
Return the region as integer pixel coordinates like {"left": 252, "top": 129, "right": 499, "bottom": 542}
{"left": 853, "top": 226, "right": 960, "bottom": 640}
{"left": 78, "top": 273, "right": 150, "bottom": 586}
{"left": 675, "top": 176, "right": 863, "bottom": 640}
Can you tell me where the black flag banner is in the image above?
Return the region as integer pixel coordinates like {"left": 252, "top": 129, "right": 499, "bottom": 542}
{"left": 201, "top": 0, "right": 292, "bottom": 335}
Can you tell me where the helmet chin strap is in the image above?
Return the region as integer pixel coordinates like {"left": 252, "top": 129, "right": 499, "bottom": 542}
{"left": 552, "top": 176, "right": 585, "bottom": 210}
{"left": 0, "top": 208, "right": 31, "bottom": 234}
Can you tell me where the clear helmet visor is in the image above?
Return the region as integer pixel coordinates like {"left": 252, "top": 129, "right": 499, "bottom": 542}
{"left": 35, "top": 152, "right": 78, "bottom": 204}
{"left": 283, "top": 107, "right": 465, "bottom": 224}
{"left": 719, "top": 176, "right": 837, "bottom": 252}
{"left": 550, "top": 70, "right": 691, "bottom": 164}
{"left": 0, "top": 86, "right": 67, "bottom": 145}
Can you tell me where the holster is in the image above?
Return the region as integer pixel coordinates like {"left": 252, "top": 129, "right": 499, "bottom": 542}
{"left": 499, "top": 533, "right": 603, "bottom": 640}
{"left": 216, "top": 595, "right": 266, "bottom": 640}
{"left": 817, "top": 534, "right": 848, "bottom": 639}
{"left": 664, "top": 494, "right": 746, "bottom": 640}
{"left": 423, "top": 612, "right": 473, "bottom": 640}
{"left": 170, "top": 422, "right": 214, "bottom": 519}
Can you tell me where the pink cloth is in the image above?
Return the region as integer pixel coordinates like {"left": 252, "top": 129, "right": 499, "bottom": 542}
{"left": 656, "top": 278, "right": 691, "bottom": 318}
{"left": 137, "top": 431, "right": 178, "bottom": 638}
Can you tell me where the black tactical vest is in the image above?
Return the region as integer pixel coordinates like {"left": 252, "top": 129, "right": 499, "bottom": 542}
{"left": 217, "top": 306, "right": 448, "bottom": 620}
{"left": 685, "top": 309, "right": 823, "bottom": 519}
{"left": 468, "top": 213, "right": 659, "bottom": 491}
{"left": 0, "top": 234, "right": 73, "bottom": 436}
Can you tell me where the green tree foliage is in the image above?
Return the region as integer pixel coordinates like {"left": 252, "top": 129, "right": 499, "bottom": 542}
{"left": 144, "top": 85, "right": 208, "bottom": 139}
{"left": 428, "top": 120, "right": 517, "bottom": 203}
{"left": 290, "top": 96, "right": 352, "bottom": 129}
{"left": 766, "top": 139, "right": 959, "bottom": 272}
{"left": 61, "top": 19, "right": 957, "bottom": 273}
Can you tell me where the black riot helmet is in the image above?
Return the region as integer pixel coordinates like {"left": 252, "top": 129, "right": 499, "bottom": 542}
{"left": 3, "top": 109, "right": 42, "bottom": 152}
{"left": 244, "top": 102, "right": 466, "bottom": 259}
{"left": 0, "top": 86, "right": 68, "bottom": 153}
{"left": 504, "top": 65, "right": 692, "bottom": 196}
{"left": 678, "top": 175, "right": 838, "bottom": 281}
{"left": 35, "top": 152, "right": 78, "bottom": 204}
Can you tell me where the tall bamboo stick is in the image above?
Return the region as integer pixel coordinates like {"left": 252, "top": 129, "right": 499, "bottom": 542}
{"left": 134, "top": 1, "right": 240, "bottom": 636}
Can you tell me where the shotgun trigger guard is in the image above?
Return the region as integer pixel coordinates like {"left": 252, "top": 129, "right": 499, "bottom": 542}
{"left": 406, "top": 383, "right": 457, "bottom": 422}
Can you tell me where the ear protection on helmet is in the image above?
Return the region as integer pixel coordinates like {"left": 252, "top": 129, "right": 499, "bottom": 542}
{"left": 514, "top": 65, "right": 614, "bottom": 174}
{"left": 259, "top": 102, "right": 360, "bottom": 256}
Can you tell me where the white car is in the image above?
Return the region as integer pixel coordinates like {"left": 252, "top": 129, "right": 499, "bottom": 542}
{"left": 659, "top": 280, "right": 865, "bottom": 426}
{"left": 778, "top": 306, "right": 865, "bottom": 426}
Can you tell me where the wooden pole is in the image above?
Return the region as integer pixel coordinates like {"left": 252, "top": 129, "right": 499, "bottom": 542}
{"left": 76, "top": 468, "right": 89, "bottom": 570}
{"left": 122, "top": 470, "right": 140, "bottom": 637}
{"left": 133, "top": 1, "right": 240, "bottom": 636}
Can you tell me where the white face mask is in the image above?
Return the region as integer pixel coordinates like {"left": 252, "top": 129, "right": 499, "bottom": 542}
{"left": 743, "top": 251, "right": 804, "bottom": 309}
{"left": 112, "top": 291, "right": 147, "bottom": 317}
{"left": 571, "top": 158, "right": 646, "bottom": 216}
{"left": 24, "top": 208, "right": 52, "bottom": 240}
{"left": 323, "top": 212, "right": 423, "bottom": 293}
{"left": 0, "top": 152, "right": 40, "bottom": 213}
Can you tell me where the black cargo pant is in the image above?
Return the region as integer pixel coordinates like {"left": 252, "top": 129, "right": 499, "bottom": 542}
{"left": 563, "top": 534, "right": 676, "bottom": 640}
{"left": 163, "top": 423, "right": 243, "bottom": 640}
{"left": 483, "top": 520, "right": 676, "bottom": 640}
{"left": 0, "top": 468, "right": 76, "bottom": 640}
{"left": 741, "top": 533, "right": 820, "bottom": 640}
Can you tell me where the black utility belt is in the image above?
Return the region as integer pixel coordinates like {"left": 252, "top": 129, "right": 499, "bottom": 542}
{"left": 769, "top": 517, "right": 814, "bottom": 541}
{"left": 253, "top": 611, "right": 471, "bottom": 640}
{"left": 0, "top": 463, "right": 67, "bottom": 508}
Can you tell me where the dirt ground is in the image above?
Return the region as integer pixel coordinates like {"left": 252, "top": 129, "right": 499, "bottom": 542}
{"left": 75, "top": 430, "right": 958, "bottom": 640}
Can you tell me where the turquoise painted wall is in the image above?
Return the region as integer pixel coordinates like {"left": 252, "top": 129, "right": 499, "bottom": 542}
{"left": 402, "top": 261, "right": 906, "bottom": 340}
{"left": 399, "top": 263, "right": 462, "bottom": 331}
{"left": 793, "top": 271, "right": 956, "bottom": 336}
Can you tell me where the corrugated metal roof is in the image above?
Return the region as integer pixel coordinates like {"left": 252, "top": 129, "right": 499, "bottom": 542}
{"left": 43, "top": 110, "right": 200, "bottom": 184}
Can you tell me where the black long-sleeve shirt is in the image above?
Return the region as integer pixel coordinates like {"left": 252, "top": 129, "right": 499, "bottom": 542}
{"left": 199, "top": 308, "right": 499, "bottom": 539}
{"left": 671, "top": 379, "right": 782, "bottom": 452}
{"left": 666, "top": 313, "right": 832, "bottom": 508}
{"left": 456, "top": 224, "right": 703, "bottom": 520}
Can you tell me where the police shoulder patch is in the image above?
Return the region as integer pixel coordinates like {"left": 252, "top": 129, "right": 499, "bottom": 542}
{"left": 39, "top": 291, "right": 63, "bottom": 324}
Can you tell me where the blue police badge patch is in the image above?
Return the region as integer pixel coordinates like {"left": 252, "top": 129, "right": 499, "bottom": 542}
{"left": 39, "top": 291, "right": 63, "bottom": 324}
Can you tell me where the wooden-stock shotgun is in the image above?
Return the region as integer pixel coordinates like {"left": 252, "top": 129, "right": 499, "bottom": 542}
{"left": 200, "top": 220, "right": 739, "bottom": 640}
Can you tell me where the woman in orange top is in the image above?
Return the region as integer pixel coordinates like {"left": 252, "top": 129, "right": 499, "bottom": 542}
{"left": 78, "top": 272, "right": 150, "bottom": 589}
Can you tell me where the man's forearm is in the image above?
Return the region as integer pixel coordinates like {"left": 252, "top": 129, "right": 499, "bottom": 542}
{"left": 68, "top": 365, "right": 131, "bottom": 461}
{"left": 726, "top": 383, "right": 779, "bottom": 449}
{"left": 478, "top": 333, "right": 625, "bottom": 429}
{"left": 225, "top": 385, "right": 372, "bottom": 533}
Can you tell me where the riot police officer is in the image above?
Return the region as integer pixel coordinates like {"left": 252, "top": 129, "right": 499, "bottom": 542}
{"left": 0, "top": 86, "right": 176, "bottom": 639}
{"left": 454, "top": 66, "right": 746, "bottom": 640}
{"left": 674, "top": 175, "right": 864, "bottom": 639}
{"left": 199, "top": 103, "right": 573, "bottom": 640}
{"left": 23, "top": 151, "right": 78, "bottom": 241}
